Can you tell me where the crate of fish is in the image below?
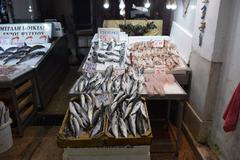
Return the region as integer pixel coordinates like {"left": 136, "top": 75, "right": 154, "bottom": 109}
{"left": 105, "top": 93, "right": 152, "bottom": 146}
{"left": 69, "top": 65, "right": 145, "bottom": 96}
{"left": 57, "top": 94, "right": 107, "bottom": 148}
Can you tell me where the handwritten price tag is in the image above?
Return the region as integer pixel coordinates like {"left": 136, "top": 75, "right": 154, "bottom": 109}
{"left": 96, "top": 94, "right": 110, "bottom": 106}
{"left": 153, "top": 40, "right": 164, "bottom": 48}
{"left": 84, "top": 62, "right": 97, "bottom": 73}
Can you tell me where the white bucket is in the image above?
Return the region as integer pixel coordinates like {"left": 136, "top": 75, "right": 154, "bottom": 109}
{"left": 0, "top": 118, "right": 13, "bottom": 154}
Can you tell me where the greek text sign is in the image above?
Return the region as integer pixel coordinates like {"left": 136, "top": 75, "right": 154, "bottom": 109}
{"left": 0, "top": 23, "right": 52, "bottom": 44}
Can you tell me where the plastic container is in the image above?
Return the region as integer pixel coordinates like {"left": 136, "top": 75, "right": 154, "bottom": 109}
{"left": 0, "top": 118, "right": 13, "bottom": 154}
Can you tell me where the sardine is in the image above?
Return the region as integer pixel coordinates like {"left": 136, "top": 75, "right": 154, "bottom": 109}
{"left": 113, "top": 91, "right": 125, "bottom": 102}
{"left": 86, "top": 94, "right": 94, "bottom": 126}
{"left": 139, "top": 101, "right": 148, "bottom": 119}
{"left": 119, "top": 117, "right": 128, "bottom": 137}
{"left": 91, "top": 117, "right": 103, "bottom": 137}
{"left": 130, "top": 80, "right": 138, "bottom": 94}
{"left": 72, "top": 116, "right": 81, "bottom": 138}
{"left": 80, "top": 94, "right": 87, "bottom": 112}
{"left": 111, "top": 112, "right": 119, "bottom": 138}
{"left": 105, "top": 80, "right": 111, "bottom": 92}
{"left": 124, "top": 102, "right": 133, "bottom": 119}
{"left": 73, "top": 101, "right": 89, "bottom": 124}
{"left": 69, "top": 115, "right": 75, "bottom": 136}
{"left": 129, "top": 114, "right": 137, "bottom": 136}
{"left": 136, "top": 113, "right": 144, "bottom": 135}
{"left": 131, "top": 101, "right": 141, "bottom": 115}
{"left": 69, "top": 102, "right": 84, "bottom": 128}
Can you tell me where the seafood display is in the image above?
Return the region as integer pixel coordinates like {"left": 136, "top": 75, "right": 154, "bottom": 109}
{"left": 0, "top": 43, "right": 47, "bottom": 65}
{"left": 64, "top": 94, "right": 105, "bottom": 138}
{"left": 71, "top": 65, "right": 145, "bottom": 94}
{"left": 129, "top": 40, "right": 181, "bottom": 71}
{"left": 107, "top": 94, "right": 150, "bottom": 138}
{"left": 0, "top": 101, "right": 10, "bottom": 126}
{"left": 84, "top": 40, "right": 129, "bottom": 71}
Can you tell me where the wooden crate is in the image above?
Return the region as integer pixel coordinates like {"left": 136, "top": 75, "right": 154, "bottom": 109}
{"left": 57, "top": 97, "right": 153, "bottom": 148}
{"left": 105, "top": 98, "right": 153, "bottom": 146}
{"left": 57, "top": 109, "right": 106, "bottom": 148}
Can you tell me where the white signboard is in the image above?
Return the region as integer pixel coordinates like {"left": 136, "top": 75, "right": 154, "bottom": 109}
{"left": 98, "top": 28, "right": 120, "bottom": 43}
{"left": 0, "top": 23, "right": 52, "bottom": 44}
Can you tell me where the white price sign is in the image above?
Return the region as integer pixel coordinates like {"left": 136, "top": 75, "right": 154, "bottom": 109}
{"left": 96, "top": 94, "right": 110, "bottom": 106}
{"left": 0, "top": 23, "right": 52, "bottom": 44}
{"left": 98, "top": 28, "right": 120, "bottom": 43}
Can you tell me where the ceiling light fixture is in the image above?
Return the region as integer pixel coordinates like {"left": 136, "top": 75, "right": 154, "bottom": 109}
{"left": 171, "top": 0, "right": 177, "bottom": 10}
{"left": 144, "top": 0, "right": 151, "bottom": 9}
{"left": 28, "top": 5, "right": 32, "bottom": 13}
{"left": 166, "top": 0, "right": 177, "bottom": 10}
{"left": 103, "top": 0, "right": 110, "bottom": 9}
{"left": 166, "top": 0, "right": 171, "bottom": 9}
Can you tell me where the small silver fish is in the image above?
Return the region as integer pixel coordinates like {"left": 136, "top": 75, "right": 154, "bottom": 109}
{"left": 119, "top": 117, "right": 128, "bottom": 138}
{"left": 72, "top": 116, "right": 81, "bottom": 138}
{"left": 131, "top": 101, "right": 141, "bottom": 115}
{"left": 69, "top": 102, "right": 84, "bottom": 128}
{"left": 129, "top": 114, "right": 137, "bottom": 136}
{"left": 124, "top": 102, "right": 133, "bottom": 119}
{"left": 139, "top": 101, "right": 148, "bottom": 119}
{"left": 91, "top": 118, "right": 103, "bottom": 138}
{"left": 111, "top": 112, "right": 119, "bottom": 138}
{"left": 80, "top": 94, "right": 87, "bottom": 112}
{"left": 113, "top": 91, "right": 125, "bottom": 102}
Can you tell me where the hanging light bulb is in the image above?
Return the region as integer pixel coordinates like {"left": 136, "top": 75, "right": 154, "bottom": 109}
{"left": 28, "top": 5, "right": 32, "bottom": 13}
{"left": 120, "top": 9, "right": 125, "bottom": 16}
{"left": 166, "top": 0, "right": 171, "bottom": 9}
{"left": 171, "top": 0, "right": 177, "bottom": 10}
{"left": 144, "top": 0, "right": 151, "bottom": 9}
{"left": 119, "top": 0, "right": 125, "bottom": 9}
{"left": 103, "top": 0, "right": 110, "bottom": 9}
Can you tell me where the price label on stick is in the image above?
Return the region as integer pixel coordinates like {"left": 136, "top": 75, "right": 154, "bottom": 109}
{"left": 84, "top": 62, "right": 97, "bottom": 73}
{"left": 96, "top": 94, "right": 110, "bottom": 106}
{"left": 153, "top": 40, "right": 164, "bottom": 48}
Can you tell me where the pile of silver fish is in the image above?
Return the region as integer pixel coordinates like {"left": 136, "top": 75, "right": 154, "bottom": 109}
{"left": 0, "top": 43, "right": 46, "bottom": 65}
{"left": 87, "top": 41, "right": 128, "bottom": 66}
{"left": 64, "top": 93, "right": 105, "bottom": 138}
{"left": 107, "top": 94, "right": 149, "bottom": 138}
{"left": 0, "top": 101, "right": 10, "bottom": 126}
{"left": 72, "top": 65, "right": 145, "bottom": 94}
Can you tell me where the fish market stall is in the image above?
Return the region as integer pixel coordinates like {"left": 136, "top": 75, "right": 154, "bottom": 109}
{"left": 0, "top": 23, "right": 70, "bottom": 109}
{"left": 0, "top": 23, "right": 70, "bottom": 134}
{"left": 59, "top": 28, "right": 188, "bottom": 158}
